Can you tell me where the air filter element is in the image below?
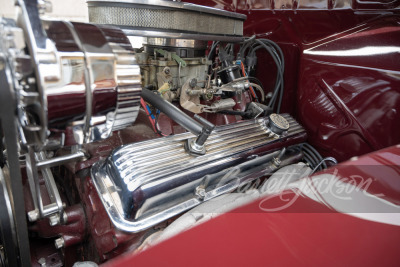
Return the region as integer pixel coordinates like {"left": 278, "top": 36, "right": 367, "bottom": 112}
{"left": 87, "top": 0, "right": 246, "bottom": 36}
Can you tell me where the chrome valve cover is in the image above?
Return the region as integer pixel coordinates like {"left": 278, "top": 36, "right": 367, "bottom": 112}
{"left": 91, "top": 114, "right": 307, "bottom": 232}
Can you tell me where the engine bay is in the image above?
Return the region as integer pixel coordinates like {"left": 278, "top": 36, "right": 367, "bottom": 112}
{"left": 0, "top": 0, "right": 399, "bottom": 266}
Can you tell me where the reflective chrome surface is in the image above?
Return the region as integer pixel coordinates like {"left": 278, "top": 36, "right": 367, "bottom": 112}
{"left": 89, "top": 24, "right": 142, "bottom": 135}
{"left": 91, "top": 114, "right": 306, "bottom": 232}
{"left": 38, "top": 21, "right": 141, "bottom": 144}
{"left": 16, "top": 0, "right": 59, "bottom": 145}
{"left": 88, "top": 0, "right": 247, "bottom": 20}
{"left": 9, "top": 7, "right": 142, "bottom": 145}
{"left": 88, "top": 0, "right": 245, "bottom": 37}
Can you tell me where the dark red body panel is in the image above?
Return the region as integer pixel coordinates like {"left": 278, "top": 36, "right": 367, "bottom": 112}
{"left": 298, "top": 16, "right": 400, "bottom": 161}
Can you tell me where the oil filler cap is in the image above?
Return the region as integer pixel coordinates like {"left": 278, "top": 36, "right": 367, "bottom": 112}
{"left": 268, "top": 113, "right": 289, "bottom": 135}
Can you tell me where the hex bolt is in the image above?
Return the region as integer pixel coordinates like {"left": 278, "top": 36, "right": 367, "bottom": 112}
{"left": 54, "top": 237, "right": 64, "bottom": 249}
{"left": 38, "top": 257, "right": 46, "bottom": 267}
{"left": 272, "top": 148, "right": 286, "bottom": 167}
{"left": 272, "top": 157, "right": 281, "bottom": 167}
{"left": 195, "top": 186, "right": 206, "bottom": 200}
{"left": 27, "top": 209, "right": 39, "bottom": 222}
{"left": 49, "top": 214, "right": 60, "bottom": 226}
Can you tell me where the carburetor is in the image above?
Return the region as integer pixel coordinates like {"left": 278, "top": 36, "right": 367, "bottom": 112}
{"left": 135, "top": 38, "right": 211, "bottom": 102}
{"left": 88, "top": 0, "right": 247, "bottom": 113}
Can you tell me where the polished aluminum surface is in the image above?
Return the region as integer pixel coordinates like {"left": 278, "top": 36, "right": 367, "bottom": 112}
{"left": 97, "top": 25, "right": 142, "bottom": 132}
{"left": 36, "top": 151, "right": 86, "bottom": 169}
{"left": 110, "top": 114, "right": 303, "bottom": 192}
{"left": 87, "top": 0, "right": 247, "bottom": 20}
{"left": 91, "top": 114, "right": 306, "bottom": 232}
{"left": 88, "top": 0, "right": 245, "bottom": 36}
{"left": 16, "top": 0, "right": 59, "bottom": 145}
{"left": 10, "top": 16, "right": 141, "bottom": 145}
{"left": 39, "top": 21, "right": 142, "bottom": 144}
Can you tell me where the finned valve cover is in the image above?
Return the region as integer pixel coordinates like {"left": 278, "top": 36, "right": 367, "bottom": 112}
{"left": 91, "top": 114, "right": 307, "bottom": 232}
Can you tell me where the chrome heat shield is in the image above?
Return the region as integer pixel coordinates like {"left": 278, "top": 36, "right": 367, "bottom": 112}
{"left": 91, "top": 114, "right": 306, "bottom": 232}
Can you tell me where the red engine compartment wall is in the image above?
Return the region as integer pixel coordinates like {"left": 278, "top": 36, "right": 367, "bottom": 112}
{"left": 298, "top": 16, "right": 400, "bottom": 161}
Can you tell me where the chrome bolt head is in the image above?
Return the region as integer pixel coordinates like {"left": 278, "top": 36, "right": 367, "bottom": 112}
{"left": 49, "top": 214, "right": 60, "bottom": 226}
{"left": 54, "top": 237, "right": 64, "bottom": 249}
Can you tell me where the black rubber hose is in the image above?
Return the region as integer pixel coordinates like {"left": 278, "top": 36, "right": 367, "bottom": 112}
{"left": 238, "top": 35, "right": 256, "bottom": 59}
{"left": 141, "top": 88, "right": 204, "bottom": 135}
{"left": 303, "top": 152, "right": 318, "bottom": 170}
{"left": 304, "top": 143, "right": 327, "bottom": 169}
{"left": 244, "top": 35, "right": 256, "bottom": 43}
{"left": 217, "top": 110, "right": 249, "bottom": 116}
{"left": 249, "top": 39, "right": 285, "bottom": 112}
